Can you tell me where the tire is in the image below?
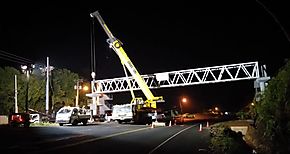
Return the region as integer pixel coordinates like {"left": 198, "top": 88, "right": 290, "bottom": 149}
{"left": 117, "top": 120, "right": 123, "bottom": 124}
{"left": 59, "top": 123, "right": 64, "bottom": 126}
{"left": 72, "top": 120, "right": 78, "bottom": 126}
{"left": 24, "top": 123, "right": 30, "bottom": 128}
{"left": 9, "top": 122, "right": 16, "bottom": 127}
{"left": 82, "top": 120, "right": 88, "bottom": 126}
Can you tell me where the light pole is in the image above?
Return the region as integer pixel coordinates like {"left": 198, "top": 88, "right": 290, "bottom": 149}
{"left": 21, "top": 64, "right": 34, "bottom": 113}
{"left": 179, "top": 97, "right": 187, "bottom": 114}
{"left": 14, "top": 75, "right": 18, "bottom": 113}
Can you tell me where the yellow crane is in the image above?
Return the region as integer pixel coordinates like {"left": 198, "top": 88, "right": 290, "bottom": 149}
{"left": 90, "top": 11, "right": 163, "bottom": 123}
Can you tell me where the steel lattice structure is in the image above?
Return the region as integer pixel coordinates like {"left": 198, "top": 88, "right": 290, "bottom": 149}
{"left": 92, "top": 61, "right": 260, "bottom": 94}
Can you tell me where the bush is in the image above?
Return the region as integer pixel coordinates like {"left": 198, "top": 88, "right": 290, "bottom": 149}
{"left": 210, "top": 125, "right": 252, "bottom": 154}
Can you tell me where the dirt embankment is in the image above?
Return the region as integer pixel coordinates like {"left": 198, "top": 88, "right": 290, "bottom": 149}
{"left": 210, "top": 119, "right": 266, "bottom": 153}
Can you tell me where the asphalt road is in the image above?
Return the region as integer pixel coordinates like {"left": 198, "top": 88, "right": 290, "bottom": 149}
{"left": 1, "top": 121, "right": 211, "bottom": 154}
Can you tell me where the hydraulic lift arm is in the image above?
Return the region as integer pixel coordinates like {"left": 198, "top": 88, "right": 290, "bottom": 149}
{"left": 90, "top": 11, "right": 163, "bottom": 108}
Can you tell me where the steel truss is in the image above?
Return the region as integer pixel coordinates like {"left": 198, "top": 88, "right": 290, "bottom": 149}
{"left": 93, "top": 61, "right": 261, "bottom": 94}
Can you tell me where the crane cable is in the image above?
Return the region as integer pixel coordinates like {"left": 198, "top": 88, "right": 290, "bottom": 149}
{"left": 90, "top": 16, "right": 97, "bottom": 75}
{"left": 256, "top": 0, "right": 290, "bottom": 44}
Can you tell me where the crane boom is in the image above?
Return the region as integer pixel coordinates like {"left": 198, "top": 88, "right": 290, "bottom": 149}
{"left": 90, "top": 11, "right": 163, "bottom": 108}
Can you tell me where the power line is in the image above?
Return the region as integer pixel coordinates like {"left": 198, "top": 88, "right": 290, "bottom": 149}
{"left": 0, "top": 49, "right": 34, "bottom": 63}
{"left": 0, "top": 49, "right": 34, "bottom": 65}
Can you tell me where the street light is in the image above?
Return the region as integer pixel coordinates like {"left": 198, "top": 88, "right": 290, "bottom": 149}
{"left": 83, "top": 85, "right": 89, "bottom": 91}
{"left": 180, "top": 97, "right": 187, "bottom": 114}
{"left": 214, "top": 107, "right": 219, "bottom": 111}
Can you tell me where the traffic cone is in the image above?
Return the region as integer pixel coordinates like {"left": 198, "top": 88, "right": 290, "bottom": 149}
{"left": 169, "top": 121, "right": 172, "bottom": 127}
{"left": 174, "top": 119, "right": 177, "bottom": 125}
{"left": 199, "top": 123, "right": 202, "bottom": 131}
{"left": 206, "top": 121, "right": 209, "bottom": 127}
{"left": 151, "top": 123, "right": 155, "bottom": 128}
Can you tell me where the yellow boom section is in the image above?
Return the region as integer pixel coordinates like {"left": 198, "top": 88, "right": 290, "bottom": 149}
{"left": 90, "top": 11, "right": 163, "bottom": 108}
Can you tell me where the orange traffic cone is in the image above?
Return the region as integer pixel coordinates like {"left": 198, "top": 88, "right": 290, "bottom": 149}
{"left": 199, "top": 123, "right": 202, "bottom": 131}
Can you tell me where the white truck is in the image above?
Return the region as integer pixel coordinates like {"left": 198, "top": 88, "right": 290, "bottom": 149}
{"left": 111, "top": 103, "right": 157, "bottom": 124}
{"left": 111, "top": 104, "right": 134, "bottom": 124}
{"left": 55, "top": 106, "right": 90, "bottom": 126}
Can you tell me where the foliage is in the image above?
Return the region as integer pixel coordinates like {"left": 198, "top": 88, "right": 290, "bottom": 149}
{"left": 209, "top": 124, "right": 252, "bottom": 154}
{"left": 51, "top": 68, "right": 79, "bottom": 107}
{"left": 30, "top": 122, "right": 58, "bottom": 127}
{"left": 0, "top": 66, "right": 87, "bottom": 115}
{"left": 255, "top": 60, "right": 290, "bottom": 153}
{"left": 235, "top": 111, "right": 250, "bottom": 120}
{"left": 28, "top": 75, "right": 46, "bottom": 112}
{"left": 0, "top": 67, "right": 27, "bottom": 114}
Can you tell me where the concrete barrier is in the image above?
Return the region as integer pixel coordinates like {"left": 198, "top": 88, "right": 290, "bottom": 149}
{"left": 230, "top": 126, "right": 248, "bottom": 136}
{"left": 152, "top": 121, "right": 166, "bottom": 127}
{"left": 0, "top": 115, "right": 8, "bottom": 125}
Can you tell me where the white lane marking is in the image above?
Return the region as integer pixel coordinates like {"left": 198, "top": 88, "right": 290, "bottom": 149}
{"left": 37, "top": 127, "right": 150, "bottom": 153}
{"left": 78, "top": 128, "right": 92, "bottom": 132}
{"left": 148, "top": 125, "right": 197, "bottom": 154}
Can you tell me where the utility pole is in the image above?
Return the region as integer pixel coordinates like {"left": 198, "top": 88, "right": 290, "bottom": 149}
{"left": 25, "top": 70, "right": 29, "bottom": 113}
{"left": 21, "top": 64, "right": 33, "bottom": 113}
{"left": 75, "top": 79, "right": 83, "bottom": 107}
{"left": 90, "top": 72, "right": 97, "bottom": 121}
{"left": 14, "top": 75, "right": 18, "bottom": 113}
{"left": 46, "top": 57, "right": 49, "bottom": 115}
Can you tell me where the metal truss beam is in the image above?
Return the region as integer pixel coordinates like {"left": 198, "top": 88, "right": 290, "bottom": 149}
{"left": 92, "top": 61, "right": 260, "bottom": 94}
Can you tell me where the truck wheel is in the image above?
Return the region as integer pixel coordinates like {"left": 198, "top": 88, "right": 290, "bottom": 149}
{"left": 59, "top": 123, "right": 64, "bottom": 126}
{"left": 72, "top": 120, "right": 78, "bottom": 126}
{"left": 24, "top": 123, "right": 30, "bottom": 128}
{"left": 82, "top": 120, "right": 88, "bottom": 126}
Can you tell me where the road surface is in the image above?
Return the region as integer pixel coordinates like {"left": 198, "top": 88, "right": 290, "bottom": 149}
{"left": 1, "top": 121, "right": 211, "bottom": 154}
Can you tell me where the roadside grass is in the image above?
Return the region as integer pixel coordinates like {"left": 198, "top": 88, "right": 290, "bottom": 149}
{"left": 30, "top": 122, "right": 59, "bottom": 127}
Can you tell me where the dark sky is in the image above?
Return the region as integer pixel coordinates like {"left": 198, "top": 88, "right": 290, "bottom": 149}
{"left": 1, "top": 1, "right": 289, "bottom": 112}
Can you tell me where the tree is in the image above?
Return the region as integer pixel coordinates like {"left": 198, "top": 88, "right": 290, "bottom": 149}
{"left": 0, "top": 66, "right": 86, "bottom": 115}
{"left": 28, "top": 74, "right": 46, "bottom": 112}
{"left": 256, "top": 60, "right": 290, "bottom": 153}
{"left": 0, "top": 67, "right": 26, "bottom": 114}
{"left": 51, "top": 68, "right": 79, "bottom": 107}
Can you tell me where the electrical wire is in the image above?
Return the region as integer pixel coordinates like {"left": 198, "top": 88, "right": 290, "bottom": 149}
{"left": 0, "top": 49, "right": 34, "bottom": 65}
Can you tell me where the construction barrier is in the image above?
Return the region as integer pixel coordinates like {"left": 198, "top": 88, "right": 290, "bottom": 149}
{"left": 199, "top": 123, "right": 202, "bottom": 131}
{"left": 0, "top": 115, "right": 8, "bottom": 125}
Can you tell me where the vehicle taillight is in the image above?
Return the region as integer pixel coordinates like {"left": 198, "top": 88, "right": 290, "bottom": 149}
{"left": 11, "top": 115, "right": 18, "bottom": 121}
{"left": 11, "top": 115, "right": 15, "bottom": 121}
{"left": 19, "top": 115, "right": 23, "bottom": 122}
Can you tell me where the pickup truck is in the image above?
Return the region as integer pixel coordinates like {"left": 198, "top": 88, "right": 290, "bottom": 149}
{"left": 55, "top": 106, "right": 90, "bottom": 126}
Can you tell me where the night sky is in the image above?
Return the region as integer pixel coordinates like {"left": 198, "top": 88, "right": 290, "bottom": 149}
{"left": 1, "top": 1, "right": 289, "bottom": 113}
